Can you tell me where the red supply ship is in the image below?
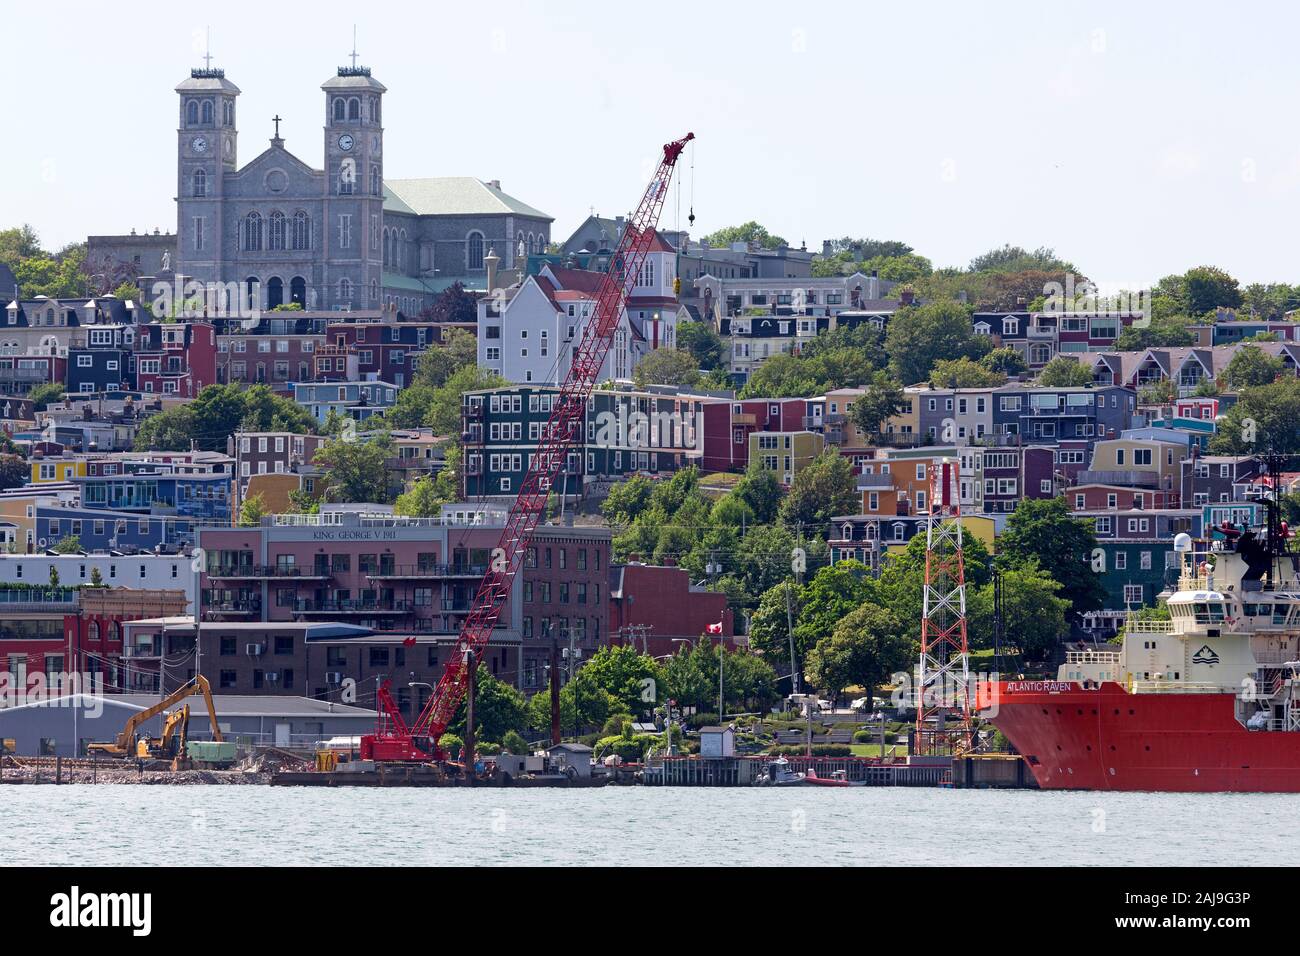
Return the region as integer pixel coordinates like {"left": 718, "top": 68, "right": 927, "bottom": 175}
{"left": 978, "top": 506, "right": 1300, "bottom": 792}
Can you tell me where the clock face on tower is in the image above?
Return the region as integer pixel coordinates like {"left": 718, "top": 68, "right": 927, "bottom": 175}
{"left": 191, "top": 136, "right": 209, "bottom": 154}
{"left": 338, "top": 134, "right": 354, "bottom": 152}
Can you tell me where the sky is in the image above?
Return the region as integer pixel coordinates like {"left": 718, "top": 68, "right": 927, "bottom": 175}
{"left": 3, "top": 0, "right": 1298, "bottom": 291}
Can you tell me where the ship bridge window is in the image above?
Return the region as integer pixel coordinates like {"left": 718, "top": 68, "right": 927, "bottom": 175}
{"left": 1192, "top": 602, "right": 1226, "bottom": 624}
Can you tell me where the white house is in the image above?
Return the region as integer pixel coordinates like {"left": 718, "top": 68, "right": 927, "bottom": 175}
{"left": 477, "top": 232, "right": 683, "bottom": 385}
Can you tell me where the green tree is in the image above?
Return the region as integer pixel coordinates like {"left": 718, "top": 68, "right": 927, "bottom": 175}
{"left": 238, "top": 384, "right": 317, "bottom": 434}
{"left": 132, "top": 404, "right": 198, "bottom": 452}
{"left": 0, "top": 453, "right": 28, "bottom": 491}
{"left": 1037, "top": 355, "right": 1094, "bottom": 387}
{"left": 981, "top": 346, "right": 1028, "bottom": 376}
{"left": 929, "top": 356, "right": 1006, "bottom": 388}
{"left": 393, "top": 451, "right": 460, "bottom": 517}
{"left": 677, "top": 319, "right": 724, "bottom": 370}
{"left": 848, "top": 371, "right": 906, "bottom": 439}
{"left": 412, "top": 328, "right": 479, "bottom": 389}
{"left": 426, "top": 365, "right": 508, "bottom": 436}
{"left": 237, "top": 493, "right": 267, "bottom": 527}
{"left": 734, "top": 464, "right": 784, "bottom": 524}
{"left": 788, "top": 561, "right": 876, "bottom": 686}
{"left": 993, "top": 564, "right": 1072, "bottom": 662}
{"left": 778, "top": 450, "right": 858, "bottom": 531}
{"left": 1115, "top": 315, "right": 1196, "bottom": 350}
{"left": 1209, "top": 377, "right": 1300, "bottom": 455}
{"left": 968, "top": 244, "right": 1076, "bottom": 274}
{"left": 1183, "top": 265, "right": 1243, "bottom": 315}
{"left": 701, "top": 221, "right": 788, "bottom": 251}
{"left": 1222, "top": 344, "right": 1285, "bottom": 389}
{"left": 805, "top": 603, "right": 910, "bottom": 702}
{"left": 313, "top": 432, "right": 395, "bottom": 504}
{"left": 884, "top": 300, "right": 987, "bottom": 385}
{"left": 996, "top": 497, "right": 1105, "bottom": 616}
{"left": 51, "top": 535, "right": 82, "bottom": 554}
{"left": 26, "top": 382, "right": 65, "bottom": 410}
{"left": 569, "top": 645, "right": 663, "bottom": 717}
{"left": 632, "top": 348, "right": 701, "bottom": 388}
{"left": 448, "top": 670, "right": 528, "bottom": 744}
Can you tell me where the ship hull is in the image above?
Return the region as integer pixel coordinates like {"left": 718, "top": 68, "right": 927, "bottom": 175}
{"left": 981, "top": 680, "right": 1300, "bottom": 792}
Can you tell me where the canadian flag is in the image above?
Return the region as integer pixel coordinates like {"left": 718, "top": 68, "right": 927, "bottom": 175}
{"left": 706, "top": 622, "right": 723, "bottom": 635}
{"left": 403, "top": 637, "right": 417, "bottom": 648}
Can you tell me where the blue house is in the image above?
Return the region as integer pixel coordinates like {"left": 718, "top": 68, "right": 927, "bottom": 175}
{"left": 292, "top": 380, "right": 398, "bottom": 424}
{"left": 36, "top": 505, "right": 182, "bottom": 553}
{"left": 75, "top": 470, "right": 231, "bottom": 527}
{"left": 67, "top": 323, "right": 135, "bottom": 395}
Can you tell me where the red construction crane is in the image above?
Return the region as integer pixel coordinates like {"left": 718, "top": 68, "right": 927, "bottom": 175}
{"left": 362, "top": 132, "right": 695, "bottom": 763}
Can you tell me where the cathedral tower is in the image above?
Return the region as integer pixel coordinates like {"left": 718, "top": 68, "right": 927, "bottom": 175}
{"left": 176, "top": 64, "right": 240, "bottom": 285}
{"left": 320, "top": 60, "right": 386, "bottom": 310}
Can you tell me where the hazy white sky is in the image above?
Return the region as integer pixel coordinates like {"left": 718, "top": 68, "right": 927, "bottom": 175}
{"left": 4, "top": 0, "right": 1297, "bottom": 289}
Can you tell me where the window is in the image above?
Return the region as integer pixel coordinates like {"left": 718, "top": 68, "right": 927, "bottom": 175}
{"left": 243, "top": 211, "right": 263, "bottom": 251}
{"left": 192, "top": 168, "right": 207, "bottom": 197}
{"left": 291, "top": 211, "right": 311, "bottom": 251}
{"left": 268, "top": 211, "right": 286, "bottom": 250}
{"left": 468, "top": 232, "right": 485, "bottom": 270}
{"left": 1124, "top": 584, "right": 1143, "bottom": 605}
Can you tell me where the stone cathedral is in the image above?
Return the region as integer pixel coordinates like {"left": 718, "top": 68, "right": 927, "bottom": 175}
{"left": 93, "top": 57, "right": 553, "bottom": 317}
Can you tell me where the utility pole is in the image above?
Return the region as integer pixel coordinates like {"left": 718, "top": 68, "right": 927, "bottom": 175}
{"left": 463, "top": 648, "right": 476, "bottom": 776}
{"left": 549, "top": 634, "right": 561, "bottom": 746}
{"left": 784, "top": 579, "right": 799, "bottom": 696}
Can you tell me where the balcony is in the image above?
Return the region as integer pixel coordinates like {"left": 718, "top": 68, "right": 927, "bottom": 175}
{"left": 1076, "top": 470, "right": 1159, "bottom": 488}
{"left": 208, "top": 564, "right": 331, "bottom": 580}
{"left": 441, "top": 598, "right": 472, "bottom": 612}
{"left": 857, "top": 473, "right": 894, "bottom": 489}
{"left": 0, "top": 367, "right": 50, "bottom": 383}
{"left": 203, "top": 600, "right": 262, "bottom": 615}
{"left": 293, "top": 599, "right": 412, "bottom": 615}
{"left": 367, "top": 563, "right": 487, "bottom": 579}
{"left": 0, "top": 590, "right": 78, "bottom": 613}
{"left": 123, "top": 643, "right": 164, "bottom": 659}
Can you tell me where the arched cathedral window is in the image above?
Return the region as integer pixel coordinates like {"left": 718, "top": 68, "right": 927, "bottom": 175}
{"left": 347, "top": 97, "right": 360, "bottom": 121}
{"left": 186, "top": 100, "right": 199, "bottom": 125}
{"left": 268, "top": 211, "right": 286, "bottom": 251}
{"left": 291, "top": 212, "right": 310, "bottom": 251}
{"left": 468, "top": 232, "right": 485, "bottom": 271}
{"left": 201, "top": 100, "right": 214, "bottom": 125}
{"left": 333, "top": 98, "right": 345, "bottom": 122}
{"left": 244, "top": 212, "right": 263, "bottom": 252}
{"left": 192, "top": 168, "right": 207, "bottom": 197}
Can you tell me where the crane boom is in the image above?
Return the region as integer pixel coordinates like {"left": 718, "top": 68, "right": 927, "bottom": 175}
{"left": 378, "top": 133, "right": 695, "bottom": 760}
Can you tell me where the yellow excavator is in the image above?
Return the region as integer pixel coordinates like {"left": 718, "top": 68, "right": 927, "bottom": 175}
{"left": 88, "top": 675, "right": 223, "bottom": 762}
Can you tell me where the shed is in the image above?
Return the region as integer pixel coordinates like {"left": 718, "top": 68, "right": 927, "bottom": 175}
{"left": 546, "top": 742, "right": 593, "bottom": 778}
{"left": 699, "top": 725, "right": 736, "bottom": 759}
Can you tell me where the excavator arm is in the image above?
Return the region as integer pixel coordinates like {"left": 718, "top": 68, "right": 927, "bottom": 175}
{"left": 90, "top": 674, "right": 222, "bottom": 757}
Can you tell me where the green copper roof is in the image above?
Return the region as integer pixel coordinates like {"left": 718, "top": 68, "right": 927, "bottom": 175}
{"left": 383, "top": 177, "right": 552, "bottom": 221}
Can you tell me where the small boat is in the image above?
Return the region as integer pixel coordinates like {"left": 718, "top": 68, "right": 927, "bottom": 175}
{"left": 805, "top": 768, "right": 855, "bottom": 787}
{"left": 763, "top": 756, "right": 807, "bottom": 786}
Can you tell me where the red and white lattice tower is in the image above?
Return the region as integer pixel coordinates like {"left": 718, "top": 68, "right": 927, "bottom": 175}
{"left": 914, "top": 457, "right": 974, "bottom": 756}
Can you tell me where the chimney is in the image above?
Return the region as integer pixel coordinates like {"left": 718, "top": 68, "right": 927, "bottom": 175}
{"left": 900, "top": 288, "right": 916, "bottom": 306}
{"left": 488, "top": 179, "right": 501, "bottom": 190}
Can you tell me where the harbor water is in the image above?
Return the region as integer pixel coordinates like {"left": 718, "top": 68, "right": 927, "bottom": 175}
{"left": 5, "top": 785, "right": 1296, "bottom": 866}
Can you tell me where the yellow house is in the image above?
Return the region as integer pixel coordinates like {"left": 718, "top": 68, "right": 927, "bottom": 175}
{"left": 823, "top": 387, "right": 918, "bottom": 447}
{"left": 748, "top": 431, "right": 825, "bottom": 485}
{"left": 0, "top": 497, "right": 40, "bottom": 552}
{"left": 880, "top": 514, "right": 998, "bottom": 559}
{"left": 30, "top": 457, "right": 87, "bottom": 484}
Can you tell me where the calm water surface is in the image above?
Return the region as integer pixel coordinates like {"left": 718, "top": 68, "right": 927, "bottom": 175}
{"left": 4, "top": 785, "right": 1295, "bottom": 866}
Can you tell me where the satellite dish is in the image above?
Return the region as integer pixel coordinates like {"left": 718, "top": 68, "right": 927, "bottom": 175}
{"left": 1173, "top": 532, "right": 1193, "bottom": 553}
